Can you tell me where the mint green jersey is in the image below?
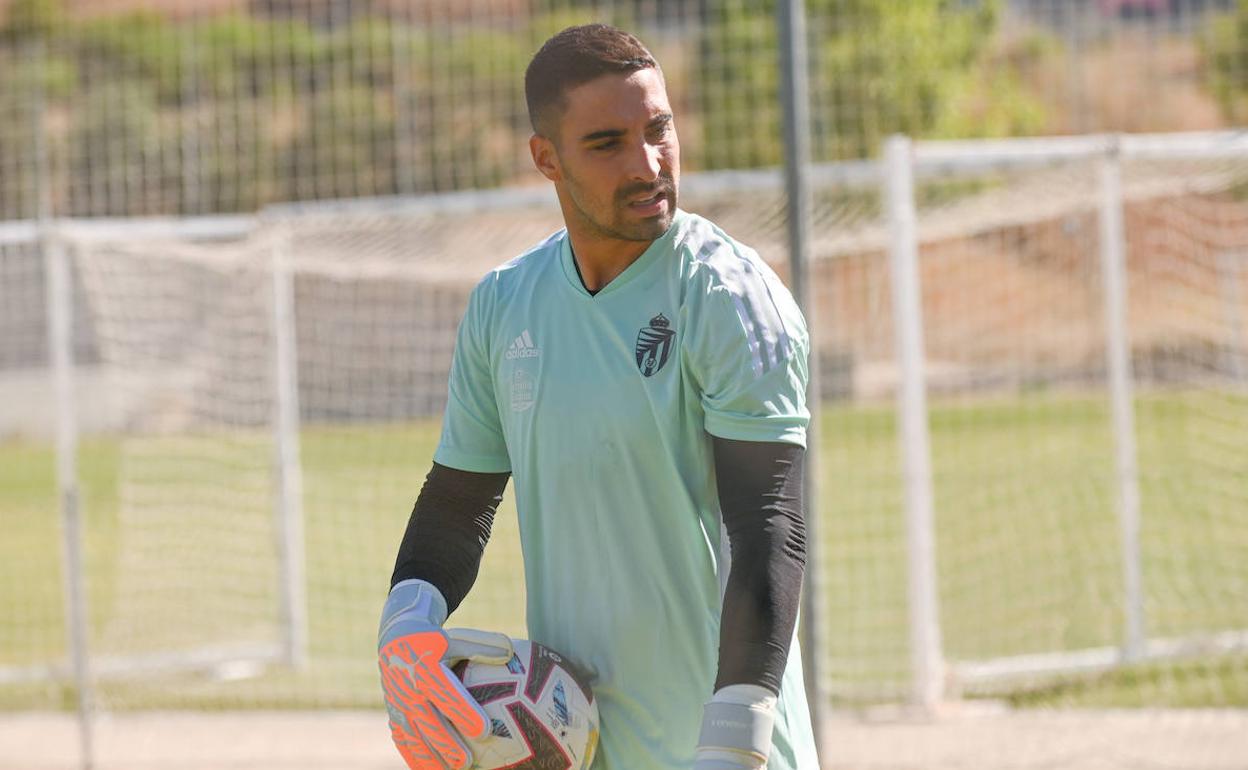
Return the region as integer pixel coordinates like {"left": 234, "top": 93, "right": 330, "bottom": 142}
{"left": 434, "top": 210, "right": 818, "bottom": 770}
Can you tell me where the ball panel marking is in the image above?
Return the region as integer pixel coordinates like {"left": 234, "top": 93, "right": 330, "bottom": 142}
{"left": 455, "top": 639, "right": 599, "bottom": 770}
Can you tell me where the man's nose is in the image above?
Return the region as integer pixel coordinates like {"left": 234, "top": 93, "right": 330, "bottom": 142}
{"left": 629, "top": 141, "right": 662, "bottom": 181}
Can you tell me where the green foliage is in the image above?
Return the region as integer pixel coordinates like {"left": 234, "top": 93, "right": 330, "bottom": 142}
{"left": 188, "top": 97, "right": 279, "bottom": 213}
{"left": 66, "top": 80, "right": 170, "bottom": 216}
{"left": 0, "top": 0, "right": 66, "bottom": 42}
{"left": 697, "top": 0, "right": 1046, "bottom": 168}
{"left": 696, "top": 3, "right": 782, "bottom": 169}
{"left": 932, "top": 55, "right": 1048, "bottom": 141}
{"left": 281, "top": 86, "right": 396, "bottom": 200}
{"left": 324, "top": 18, "right": 400, "bottom": 89}
{"left": 0, "top": 57, "right": 37, "bottom": 219}
{"left": 1, "top": 2, "right": 1054, "bottom": 213}
{"left": 69, "top": 12, "right": 325, "bottom": 104}
{"left": 526, "top": 4, "right": 637, "bottom": 46}
{"left": 194, "top": 14, "right": 324, "bottom": 98}
{"left": 1203, "top": 0, "right": 1248, "bottom": 124}
{"left": 380, "top": 21, "right": 540, "bottom": 193}
{"left": 71, "top": 12, "right": 185, "bottom": 103}
{"left": 818, "top": 1, "right": 987, "bottom": 155}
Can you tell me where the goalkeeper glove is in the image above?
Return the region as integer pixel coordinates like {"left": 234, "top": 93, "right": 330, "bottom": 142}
{"left": 378, "top": 579, "right": 514, "bottom": 770}
{"left": 693, "top": 683, "right": 778, "bottom": 770}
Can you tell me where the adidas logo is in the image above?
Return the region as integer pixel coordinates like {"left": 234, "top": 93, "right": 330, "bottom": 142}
{"left": 504, "top": 329, "right": 541, "bottom": 360}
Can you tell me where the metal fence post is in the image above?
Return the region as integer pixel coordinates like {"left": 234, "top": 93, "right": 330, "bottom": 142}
{"left": 34, "top": 31, "right": 95, "bottom": 770}
{"left": 884, "top": 135, "right": 945, "bottom": 711}
{"left": 778, "top": 0, "right": 827, "bottom": 756}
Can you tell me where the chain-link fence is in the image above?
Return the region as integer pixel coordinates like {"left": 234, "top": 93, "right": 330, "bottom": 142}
{"left": 2, "top": 0, "right": 1248, "bottom": 222}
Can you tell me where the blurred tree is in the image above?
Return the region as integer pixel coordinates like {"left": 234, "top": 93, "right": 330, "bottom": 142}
{"left": 1203, "top": 0, "right": 1248, "bottom": 124}
{"left": 280, "top": 85, "right": 396, "bottom": 200}
{"left": 72, "top": 12, "right": 185, "bottom": 103}
{"left": 191, "top": 96, "right": 279, "bottom": 213}
{"left": 394, "top": 23, "right": 532, "bottom": 192}
{"left": 0, "top": 0, "right": 67, "bottom": 43}
{"left": 695, "top": 3, "right": 782, "bottom": 169}
{"left": 0, "top": 60, "right": 38, "bottom": 219}
{"left": 4, "top": 1, "right": 1053, "bottom": 215}
{"left": 696, "top": 0, "right": 1045, "bottom": 168}
{"left": 67, "top": 81, "right": 170, "bottom": 216}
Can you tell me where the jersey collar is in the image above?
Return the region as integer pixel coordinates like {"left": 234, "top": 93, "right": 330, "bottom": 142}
{"left": 559, "top": 209, "right": 688, "bottom": 299}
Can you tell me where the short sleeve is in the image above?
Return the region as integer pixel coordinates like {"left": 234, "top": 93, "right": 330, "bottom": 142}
{"left": 685, "top": 258, "right": 811, "bottom": 448}
{"left": 433, "top": 280, "right": 512, "bottom": 473}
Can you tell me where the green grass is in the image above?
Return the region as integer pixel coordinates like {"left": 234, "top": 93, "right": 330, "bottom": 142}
{"left": 2, "top": 390, "right": 1247, "bottom": 711}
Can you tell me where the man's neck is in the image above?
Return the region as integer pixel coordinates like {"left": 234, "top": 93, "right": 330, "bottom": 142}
{"left": 565, "top": 229, "right": 652, "bottom": 293}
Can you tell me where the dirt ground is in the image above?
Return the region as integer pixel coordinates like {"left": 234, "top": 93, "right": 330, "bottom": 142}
{"left": 3, "top": 707, "right": 1247, "bottom": 770}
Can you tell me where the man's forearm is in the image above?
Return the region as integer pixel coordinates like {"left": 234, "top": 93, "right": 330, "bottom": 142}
{"left": 390, "top": 463, "right": 510, "bottom": 615}
{"left": 711, "top": 438, "right": 806, "bottom": 695}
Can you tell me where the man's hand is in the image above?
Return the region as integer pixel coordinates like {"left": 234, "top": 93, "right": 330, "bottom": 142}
{"left": 693, "top": 684, "right": 778, "bottom": 769}
{"left": 378, "top": 579, "right": 513, "bottom": 770}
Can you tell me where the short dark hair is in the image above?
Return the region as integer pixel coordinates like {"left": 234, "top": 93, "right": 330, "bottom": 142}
{"left": 524, "top": 24, "right": 659, "bottom": 137}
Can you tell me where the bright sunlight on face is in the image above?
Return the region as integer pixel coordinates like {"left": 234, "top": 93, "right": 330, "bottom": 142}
{"left": 554, "top": 68, "right": 680, "bottom": 243}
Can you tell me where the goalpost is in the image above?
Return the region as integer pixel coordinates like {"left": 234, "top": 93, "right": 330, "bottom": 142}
{"left": 2, "top": 216, "right": 296, "bottom": 688}
{"left": 884, "top": 131, "right": 1248, "bottom": 704}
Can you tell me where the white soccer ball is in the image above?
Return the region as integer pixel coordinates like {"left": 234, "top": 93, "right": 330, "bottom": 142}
{"left": 452, "top": 638, "right": 600, "bottom": 770}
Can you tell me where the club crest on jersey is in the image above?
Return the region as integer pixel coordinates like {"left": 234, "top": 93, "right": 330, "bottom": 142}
{"left": 635, "top": 313, "right": 675, "bottom": 377}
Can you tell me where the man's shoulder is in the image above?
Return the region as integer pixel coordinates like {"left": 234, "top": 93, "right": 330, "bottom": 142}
{"left": 471, "top": 228, "right": 566, "bottom": 299}
{"left": 675, "top": 212, "right": 786, "bottom": 301}
{"left": 674, "top": 211, "right": 807, "bottom": 348}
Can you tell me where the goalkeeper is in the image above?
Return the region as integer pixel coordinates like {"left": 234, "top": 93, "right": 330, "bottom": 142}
{"left": 379, "top": 23, "right": 819, "bottom": 770}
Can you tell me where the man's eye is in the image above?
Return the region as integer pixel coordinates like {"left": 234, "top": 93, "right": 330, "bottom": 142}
{"left": 593, "top": 141, "right": 618, "bottom": 151}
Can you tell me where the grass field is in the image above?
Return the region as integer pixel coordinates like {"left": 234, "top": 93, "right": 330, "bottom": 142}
{"left": 2, "top": 390, "right": 1247, "bottom": 712}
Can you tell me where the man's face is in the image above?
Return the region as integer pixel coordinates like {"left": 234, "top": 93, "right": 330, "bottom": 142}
{"left": 536, "top": 68, "right": 680, "bottom": 243}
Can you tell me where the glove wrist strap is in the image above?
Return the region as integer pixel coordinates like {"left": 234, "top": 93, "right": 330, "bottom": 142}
{"left": 696, "top": 684, "right": 777, "bottom": 768}
{"left": 379, "top": 579, "right": 448, "bottom": 645}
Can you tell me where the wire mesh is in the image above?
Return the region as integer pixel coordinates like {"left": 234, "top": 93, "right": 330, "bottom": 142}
{"left": 3, "top": 1, "right": 1248, "bottom": 220}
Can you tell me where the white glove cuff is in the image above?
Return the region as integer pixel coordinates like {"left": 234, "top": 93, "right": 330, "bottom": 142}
{"left": 696, "top": 684, "right": 778, "bottom": 768}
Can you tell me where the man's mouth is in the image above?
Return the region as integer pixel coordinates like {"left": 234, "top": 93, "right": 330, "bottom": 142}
{"left": 626, "top": 187, "right": 672, "bottom": 215}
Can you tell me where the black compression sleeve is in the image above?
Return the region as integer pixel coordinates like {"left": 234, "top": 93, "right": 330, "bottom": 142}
{"left": 390, "top": 462, "right": 510, "bottom": 616}
{"left": 712, "top": 437, "right": 807, "bottom": 695}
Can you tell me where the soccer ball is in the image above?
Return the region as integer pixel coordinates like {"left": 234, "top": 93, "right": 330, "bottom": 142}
{"left": 452, "top": 638, "right": 599, "bottom": 770}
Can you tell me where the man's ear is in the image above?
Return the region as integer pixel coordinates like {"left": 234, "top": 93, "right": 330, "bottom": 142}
{"left": 530, "top": 134, "right": 561, "bottom": 183}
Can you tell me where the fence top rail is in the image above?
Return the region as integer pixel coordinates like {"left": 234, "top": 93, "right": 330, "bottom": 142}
{"left": 259, "top": 159, "right": 883, "bottom": 221}
{"left": 914, "top": 131, "right": 1248, "bottom": 170}
{"left": 261, "top": 185, "right": 558, "bottom": 220}
{"left": 0, "top": 215, "right": 255, "bottom": 247}
{"left": 1120, "top": 130, "right": 1248, "bottom": 160}
{"left": 0, "top": 131, "right": 1245, "bottom": 246}
{"left": 0, "top": 220, "right": 39, "bottom": 246}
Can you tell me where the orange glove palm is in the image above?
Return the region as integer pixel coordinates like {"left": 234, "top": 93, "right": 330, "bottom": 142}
{"left": 378, "top": 580, "right": 513, "bottom": 770}
{"left": 380, "top": 630, "right": 486, "bottom": 769}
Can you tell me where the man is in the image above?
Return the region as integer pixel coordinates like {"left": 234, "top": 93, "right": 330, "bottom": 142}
{"left": 378, "top": 23, "right": 819, "bottom": 770}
